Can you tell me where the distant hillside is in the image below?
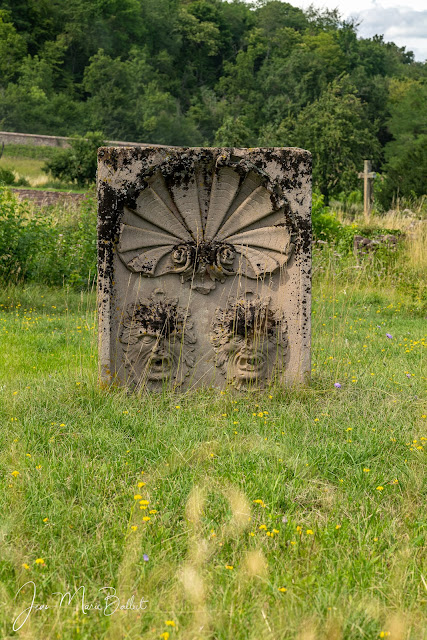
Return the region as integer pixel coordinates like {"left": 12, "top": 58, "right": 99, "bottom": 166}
{"left": 0, "top": 0, "right": 425, "bottom": 203}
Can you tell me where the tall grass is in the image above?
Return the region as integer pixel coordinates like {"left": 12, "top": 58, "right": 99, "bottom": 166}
{"left": 0, "top": 188, "right": 96, "bottom": 287}
{"left": 0, "top": 189, "right": 425, "bottom": 638}
{"left": 0, "top": 275, "right": 425, "bottom": 639}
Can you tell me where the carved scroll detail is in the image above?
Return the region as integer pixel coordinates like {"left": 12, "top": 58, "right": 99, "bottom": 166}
{"left": 119, "top": 290, "right": 196, "bottom": 389}
{"left": 210, "top": 294, "right": 288, "bottom": 388}
{"left": 117, "top": 158, "right": 294, "bottom": 294}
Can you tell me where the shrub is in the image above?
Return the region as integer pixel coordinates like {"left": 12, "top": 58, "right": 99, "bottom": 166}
{"left": 43, "top": 131, "right": 105, "bottom": 187}
{"left": 0, "top": 187, "right": 97, "bottom": 287}
{"left": 311, "top": 192, "right": 343, "bottom": 242}
{"left": 0, "top": 166, "right": 15, "bottom": 185}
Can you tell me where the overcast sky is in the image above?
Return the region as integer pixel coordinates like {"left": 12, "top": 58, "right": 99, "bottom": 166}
{"left": 292, "top": 0, "right": 427, "bottom": 61}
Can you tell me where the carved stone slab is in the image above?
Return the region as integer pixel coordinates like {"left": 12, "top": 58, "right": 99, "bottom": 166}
{"left": 98, "top": 147, "right": 311, "bottom": 391}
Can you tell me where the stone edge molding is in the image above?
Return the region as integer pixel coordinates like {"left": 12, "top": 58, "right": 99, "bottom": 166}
{"left": 97, "top": 146, "right": 312, "bottom": 390}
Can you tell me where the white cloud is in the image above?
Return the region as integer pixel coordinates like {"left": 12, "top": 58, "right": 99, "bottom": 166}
{"left": 291, "top": 0, "right": 427, "bottom": 61}
{"left": 352, "top": 6, "right": 427, "bottom": 60}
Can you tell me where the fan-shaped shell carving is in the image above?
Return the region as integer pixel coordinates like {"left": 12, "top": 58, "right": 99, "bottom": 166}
{"left": 117, "top": 157, "right": 294, "bottom": 294}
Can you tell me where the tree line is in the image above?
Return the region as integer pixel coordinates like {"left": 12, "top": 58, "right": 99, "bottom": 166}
{"left": 0, "top": 0, "right": 426, "bottom": 205}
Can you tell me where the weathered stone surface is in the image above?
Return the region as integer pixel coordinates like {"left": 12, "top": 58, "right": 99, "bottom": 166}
{"left": 98, "top": 147, "right": 311, "bottom": 391}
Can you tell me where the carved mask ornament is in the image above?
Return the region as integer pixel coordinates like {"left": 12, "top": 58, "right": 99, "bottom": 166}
{"left": 210, "top": 294, "right": 288, "bottom": 388}
{"left": 117, "top": 156, "right": 294, "bottom": 294}
{"left": 119, "top": 290, "right": 195, "bottom": 389}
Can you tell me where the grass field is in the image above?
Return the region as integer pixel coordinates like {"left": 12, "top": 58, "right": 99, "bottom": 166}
{"left": 0, "top": 273, "right": 425, "bottom": 639}
{"left": 0, "top": 144, "right": 84, "bottom": 191}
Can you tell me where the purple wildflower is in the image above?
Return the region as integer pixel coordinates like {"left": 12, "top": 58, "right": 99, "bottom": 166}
{"left": 406, "top": 373, "right": 411, "bottom": 378}
{"left": 334, "top": 382, "right": 342, "bottom": 389}
{"left": 143, "top": 554, "right": 149, "bottom": 562}
{"left": 386, "top": 333, "right": 393, "bottom": 339}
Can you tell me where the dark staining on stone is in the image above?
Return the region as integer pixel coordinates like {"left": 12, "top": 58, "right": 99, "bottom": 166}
{"left": 98, "top": 147, "right": 121, "bottom": 173}
{"left": 128, "top": 300, "right": 180, "bottom": 337}
{"left": 224, "top": 301, "right": 278, "bottom": 341}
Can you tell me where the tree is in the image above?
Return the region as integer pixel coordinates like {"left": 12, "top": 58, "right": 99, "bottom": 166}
{"left": 213, "top": 115, "right": 253, "bottom": 146}
{"left": 43, "top": 131, "right": 105, "bottom": 186}
{"left": 0, "top": 11, "right": 26, "bottom": 85}
{"left": 260, "top": 77, "right": 379, "bottom": 201}
{"left": 83, "top": 48, "right": 202, "bottom": 145}
{"left": 377, "top": 80, "right": 427, "bottom": 207}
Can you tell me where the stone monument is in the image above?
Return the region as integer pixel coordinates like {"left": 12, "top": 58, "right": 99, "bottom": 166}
{"left": 97, "top": 147, "right": 311, "bottom": 391}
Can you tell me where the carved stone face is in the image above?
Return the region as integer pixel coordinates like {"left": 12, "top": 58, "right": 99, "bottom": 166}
{"left": 130, "top": 330, "right": 177, "bottom": 381}
{"left": 223, "top": 335, "right": 268, "bottom": 382}
{"left": 210, "top": 296, "right": 288, "bottom": 388}
{"left": 119, "top": 291, "right": 195, "bottom": 389}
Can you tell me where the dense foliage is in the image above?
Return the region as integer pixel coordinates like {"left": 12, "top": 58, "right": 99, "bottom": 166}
{"left": 43, "top": 131, "right": 105, "bottom": 186}
{"left": 0, "top": 188, "right": 97, "bottom": 287}
{"left": 0, "top": 0, "right": 426, "bottom": 203}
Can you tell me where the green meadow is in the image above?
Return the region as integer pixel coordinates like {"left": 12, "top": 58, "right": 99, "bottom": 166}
{"left": 0, "top": 144, "right": 86, "bottom": 191}
{"left": 0, "top": 262, "right": 425, "bottom": 639}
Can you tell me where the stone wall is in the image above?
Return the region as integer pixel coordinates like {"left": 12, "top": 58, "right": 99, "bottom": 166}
{"left": 0, "top": 131, "right": 70, "bottom": 148}
{"left": 11, "top": 188, "right": 87, "bottom": 207}
{"left": 0, "top": 131, "right": 169, "bottom": 149}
